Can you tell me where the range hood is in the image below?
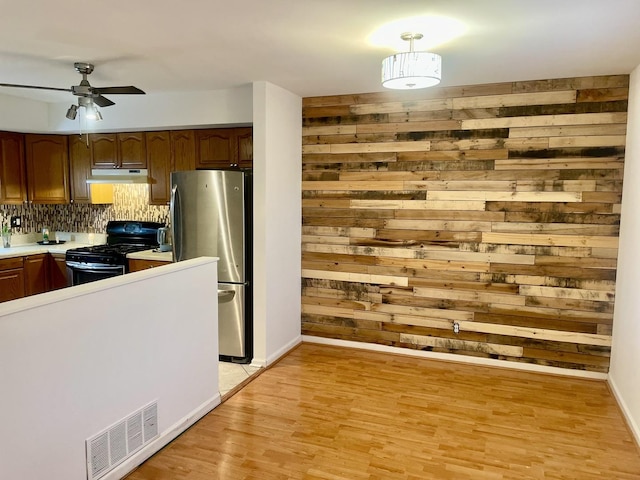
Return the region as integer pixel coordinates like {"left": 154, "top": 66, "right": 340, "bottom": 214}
{"left": 86, "top": 169, "right": 149, "bottom": 184}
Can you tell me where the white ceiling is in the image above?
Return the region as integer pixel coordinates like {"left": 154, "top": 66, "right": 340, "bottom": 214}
{"left": 1, "top": 0, "right": 640, "bottom": 104}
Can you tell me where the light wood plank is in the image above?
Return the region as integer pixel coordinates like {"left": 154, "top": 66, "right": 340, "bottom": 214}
{"left": 452, "top": 90, "right": 576, "bottom": 109}
{"left": 401, "top": 333, "right": 524, "bottom": 356}
{"left": 302, "top": 125, "right": 358, "bottom": 135}
{"left": 351, "top": 199, "right": 487, "bottom": 211}
{"left": 384, "top": 219, "right": 493, "bottom": 232}
{"left": 414, "top": 286, "right": 526, "bottom": 307}
{"left": 460, "top": 112, "right": 627, "bottom": 130}
{"left": 482, "top": 232, "right": 619, "bottom": 249}
{"left": 508, "top": 124, "right": 627, "bottom": 138}
{"left": 520, "top": 285, "right": 614, "bottom": 302}
{"left": 302, "top": 269, "right": 408, "bottom": 287}
{"left": 351, "top": 98, "right": 452, "bottom": 114}
{"left": 426, "top": 191, "right": 582, "bottom": 202}
{"left": 458, "top": 320, "right": 612, "bottom": 347}
{"left": 549, "top": 135, "right": 627, "bottom": 148}
{"left": 302, "top": 180, "right": 405, "bottom": 191}
{"left": 495, "top": 157, "right": 624, "bottom": 170}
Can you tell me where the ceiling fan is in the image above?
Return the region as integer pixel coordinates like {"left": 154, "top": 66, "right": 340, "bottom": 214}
{"left": 0, "top": 62, "right": 145, "bottom": 120}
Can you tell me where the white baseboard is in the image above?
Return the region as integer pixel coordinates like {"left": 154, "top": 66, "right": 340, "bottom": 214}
{"left": 265, "top": 335, "right": 302, "bottom": 366}
{"left": 302, "top": 335, "right": 608, "bottom": 380}
{"left": 607, "top": 376, "right": 640, "bottom": 448}
{"left": 105, "top": 394, "right": 221, "bottom": 480}
{"left": 250, "top": 336, "right": 303, "bottom": 368}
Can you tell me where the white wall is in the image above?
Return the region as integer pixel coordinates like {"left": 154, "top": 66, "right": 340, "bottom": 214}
{"left": 609, "top": 66, "right": 640, "bottom": 445}
{"left": 0, "top": 85, "right": 253, "bottom": 134}
{"left": 0, "top": 93, "right": 50, "bottom": 132}
{"left": 252, "top": 81, "right": 302, "bottom": 366}
{"left": 0, "top": 258, "right": 220, "bottom": 480}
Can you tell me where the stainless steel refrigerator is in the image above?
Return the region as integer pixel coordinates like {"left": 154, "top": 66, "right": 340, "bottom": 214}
{"left": 170, "top": 169, "right": 252, "bottom": 363}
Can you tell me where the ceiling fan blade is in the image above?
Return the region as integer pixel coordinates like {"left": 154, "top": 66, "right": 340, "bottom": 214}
{"left": 92, "top": 86, "right": 145, "bottom": 95}
{"left": 0, "top": 83, "right": 72, "bottom": 93}
{"left": 93, "top": 95, "right": 116, "bottom": 107}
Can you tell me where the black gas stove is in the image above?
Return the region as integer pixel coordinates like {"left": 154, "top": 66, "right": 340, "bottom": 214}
{"left": 66, "top": 221, "right": 165, "bottom": 285}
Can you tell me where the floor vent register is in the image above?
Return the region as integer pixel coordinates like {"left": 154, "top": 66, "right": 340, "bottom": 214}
{"left": 86, "top": 400, "right": 158, "bottom": 480}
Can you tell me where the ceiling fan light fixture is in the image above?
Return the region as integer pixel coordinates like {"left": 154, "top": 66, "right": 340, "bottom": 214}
{"left": 66, "top": 104, "right": 78, "bottom": 120}
{"left": 381, "top": 32, "right": 441, "bottom": 90}
{"left": 85, "top": 106, "right": 96, "bottom": 120}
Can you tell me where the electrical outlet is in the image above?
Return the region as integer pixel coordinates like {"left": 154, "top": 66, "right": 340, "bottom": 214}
{"left": 10, "top": 216, "right": 21, "bottom": 228}
{"left": 453, "top": 322, "right": 460, "bottom": 334}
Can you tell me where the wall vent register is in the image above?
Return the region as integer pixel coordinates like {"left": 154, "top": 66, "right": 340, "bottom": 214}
{"left": 86, "top": 400, "right": 158, "bottom": 480}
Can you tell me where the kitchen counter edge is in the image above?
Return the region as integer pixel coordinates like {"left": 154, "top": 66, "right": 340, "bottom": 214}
{"left": 127, "top": 249, "right": 174, "bottom": 262}
{"left": 0, "top": 242, "right": 91, "bottom": 259}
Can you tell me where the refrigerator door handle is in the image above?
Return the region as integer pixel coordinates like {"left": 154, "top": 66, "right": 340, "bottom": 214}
{"left": 218, "top": 289, "right": 236, "bottom": 303}
{"left": 170, "top": 184, "right": 183, "bottom": 261}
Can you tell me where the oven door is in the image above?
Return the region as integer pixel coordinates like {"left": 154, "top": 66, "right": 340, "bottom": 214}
{"left": 66, "top": 261, "right": 126, "bottom": 287}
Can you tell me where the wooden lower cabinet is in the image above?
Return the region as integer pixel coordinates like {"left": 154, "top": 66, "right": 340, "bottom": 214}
{"left": 129, "top": 259, "right": 170, "bottom": 272}
{"left": 0, "top": 253, "right": 70, "bottom": 303}
{"left": 0, "top": 257, "right": 25, "bottom": 302}
{"left": 48, "top": 253, "right": 68, "bottom": 290}
{"left": 24, "top": 254, "right": 49, "bottom": 296}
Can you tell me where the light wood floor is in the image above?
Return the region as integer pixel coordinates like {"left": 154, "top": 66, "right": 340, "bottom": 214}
{"left": 127, "top": 343, "right": 640, "bottom": 480}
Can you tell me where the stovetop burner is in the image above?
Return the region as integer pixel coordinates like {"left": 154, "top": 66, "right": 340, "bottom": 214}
{"left": 73, "top": 244, "right": 152, "bottom": 256}
{"left": 65, "top": 221, "right": 165, "bottom": 267}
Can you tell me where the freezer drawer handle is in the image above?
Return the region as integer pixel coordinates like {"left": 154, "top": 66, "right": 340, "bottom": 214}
{"left": 218, "top": 289, "right": 236, "bottom": 303}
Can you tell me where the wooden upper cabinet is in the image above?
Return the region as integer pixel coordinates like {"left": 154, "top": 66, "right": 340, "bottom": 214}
{"left": 0, "top": 131, "right": 27, "bottom": 204}
{"left": 90, "top": 133, "right": 118, "bottom": 168}
{"left": 236, "top": 127, "right": 253, "bottom": 168}
{"left": 146, "top": 131, "right": 172, "bottom": 205}
{"left": 195, "top": 129, "right": 235, "bottom": 168}
{"left": 119, "top": 132, "right": 146, "bottom": 169}
{"left": 68, "top": 134, "right": 92, "bottom": 203}
{"left": 171, "top": 130, "right": 196, "bottom": 172}
{"left": 24, "top": 134, "right": 70, "bottom": 204}
{"left": 90, "top": 132, "right": 146, "bottom": 169}
{"left": 195, "top": 127, "right": 253, "bottom": 169}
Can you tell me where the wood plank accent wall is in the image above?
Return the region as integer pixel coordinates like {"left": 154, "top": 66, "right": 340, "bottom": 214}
{"left": 301, "top": 75, "right": 628, "bottom": 373}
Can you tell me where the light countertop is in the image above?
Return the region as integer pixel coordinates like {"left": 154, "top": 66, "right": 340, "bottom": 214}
{"left": 0, "top": 242, "right": 91, "bottom": 259}
{"left": 127, "top": 249, "right": 173, "bottom": 262}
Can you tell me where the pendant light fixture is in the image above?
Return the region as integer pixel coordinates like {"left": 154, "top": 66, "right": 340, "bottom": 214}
{"left": 381, "top": 32, "right": 441, "bottom": 89}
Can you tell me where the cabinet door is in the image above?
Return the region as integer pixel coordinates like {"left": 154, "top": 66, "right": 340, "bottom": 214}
{"left": 0, "top": 131, "right": 27, "bottom": 204}
{"left": 24, "top": 254, "right": 49, "bottom": 296}
{"left": 118, "top": 132, "right": 147, "bottom": 169}
{"left": 195, "top": 129, "right": 235, "bottom": 168}
{"left": 48, "top": 253, "right": 68, "bottom": 291}
{"left": 0, "top": 267, "right": 25, "bottom": 302}
{"left": 68, "top": 134, "right": 92, "bottom": 203}
{"left": 90, "top": 133, "right": 118, "bottom": 169}
{"left": 24, "top": 134, "right": 70, "bottom": 204}
{"left": 146, "top": 131, "right": 171, "bottom": 205}
{"left": 170, "top": 130, "right": 196, "bottom": 172}
{"left": 236, "top": 127, "right": 253, "bottom": 168}
{"left": 129, "top": 259, "right": 170, "bottom": 272}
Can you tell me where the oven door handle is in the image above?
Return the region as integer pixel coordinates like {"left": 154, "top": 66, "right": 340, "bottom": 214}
{"left": 66, "top": 261, "right": 125, "bottom": 271}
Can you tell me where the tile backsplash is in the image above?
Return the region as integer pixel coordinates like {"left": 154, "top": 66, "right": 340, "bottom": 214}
{"left": 0, "top": 184, "right": 169, "bottom": 233}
